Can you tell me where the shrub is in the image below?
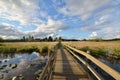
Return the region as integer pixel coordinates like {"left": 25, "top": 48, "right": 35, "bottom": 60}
{"left": 113, "top": 48, "right": 120, "bottom": 59}
{"left": 41, "top": 46, "right": 48, "bottom": 53}
{"left": 0, "top": 46, "right": 17, "bottom": 53}
{"left": 80, "top": 46, "right": 89, "bottom": 52}
{"left": 18, "top": 46, "right": 39, "bottom": 52}
{"left": 90, "top": 47, "right": 107, "bottom": 57}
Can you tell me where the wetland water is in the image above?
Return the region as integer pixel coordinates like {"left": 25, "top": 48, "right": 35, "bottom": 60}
{"left": 98, "top": 57, "right": 120, "bottom": 72}
{"left": 0, "top": 52, "right": 48, "bottom": 80}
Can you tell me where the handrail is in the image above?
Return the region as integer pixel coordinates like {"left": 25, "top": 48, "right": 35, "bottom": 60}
{"left": 38, "top": 46, "right": 57, "bottom": 80}
{"left": 65, "top": 47, "right": 104, "bottom": 80}
{"left": 65, "top": 45, "right": 120, "bottom": 80}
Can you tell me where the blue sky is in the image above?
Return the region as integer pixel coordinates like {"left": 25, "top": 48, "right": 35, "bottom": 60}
{"left": 0, "top": 0, "right": 120, "bottom": 39}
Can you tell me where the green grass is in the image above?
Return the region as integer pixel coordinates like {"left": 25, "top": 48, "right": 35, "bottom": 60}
{"left": 0, "top": 46, "right": 40, "bottom": 53}
{"left": 79, "top": 46, "right": 108, "bottom": 57}
{"left": 79, "top": 46, "right": 89, "bottom": 52}
{"left": 89, "top": 47, "right": 108, "bottom": 57}
{"left": 79, "top": 46, "right": 120, "bottom": 59}
{"left": 0, "top": 46, "right": 17, "bottom": 53}
{"left": 112, "top": 48, "right": 120, "bottom": 59}
{"left": 0, "top": 42, "right": 57, "bottom": 55}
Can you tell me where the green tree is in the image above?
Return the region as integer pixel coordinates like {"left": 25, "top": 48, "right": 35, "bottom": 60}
{"left": 58, "top": 37, "right": 62, "bottom": 42}
{"left": 0, "top": 37, "right": 4, "bottom": 42}
{"left": 22, "top": 36, "right": 26, "bottom": 41}
{"left": 48, "top": 36, "right": 53, "bottom": 41}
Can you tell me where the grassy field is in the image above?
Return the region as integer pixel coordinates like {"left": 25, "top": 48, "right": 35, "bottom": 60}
{"left": 0, "top": 42, "right": 57, "bottom": 54}
{"left": 63, "top": 41, "right": 120, "bottom": 59}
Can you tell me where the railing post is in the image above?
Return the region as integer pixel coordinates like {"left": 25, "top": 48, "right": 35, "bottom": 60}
{"left": 64, "top": 44, "right": 120, "bottom": 80}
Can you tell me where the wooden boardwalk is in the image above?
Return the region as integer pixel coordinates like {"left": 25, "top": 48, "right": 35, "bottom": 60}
{"left": 51, "top": 46, "right": 92, "bottom": 80}
{"left": 39, "top": 43, "right": 120, "bottom": 80}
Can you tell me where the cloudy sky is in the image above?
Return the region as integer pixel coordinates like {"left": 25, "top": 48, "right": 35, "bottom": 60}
{"left": 0, "top": 0, "right": 120, "bottom": 39}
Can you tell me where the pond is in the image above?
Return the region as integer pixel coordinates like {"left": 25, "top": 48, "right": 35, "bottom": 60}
{"left": 98, "top": 57, "right": 120, "bottom": 72}
{"left": 0, "top": 52, "right": 48, "bottom": 80}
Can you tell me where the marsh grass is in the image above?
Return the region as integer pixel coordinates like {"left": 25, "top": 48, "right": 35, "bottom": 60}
{"left": 89, "top": 47, "right": 108, "bottom": 57}
{"left": 0, "top": 42, "right": 57, "bottom": 55}
{"left": 79, "top": 46, "right": 89, "bottom": 52}
{"left": 39, "top": 46, "right": 49, "bottom": 56}
{"left": 112, "top": 48, "right": 120, "bottom": 59}
{"left": 0, "top": 46, "right": 17, "bottom": 53}
{"left": 63, "top": 41, "right": 120, "bottom": 59}
{"left": 79, "top": 46, "right": 108, "bottom": 57}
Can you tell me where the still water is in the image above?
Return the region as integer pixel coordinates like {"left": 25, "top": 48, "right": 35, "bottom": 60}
{"left": 98, "top": 57, "right": 120, "bottom": 72}
{"left": 0, "top": 52, "right": 48, "bottom": 80}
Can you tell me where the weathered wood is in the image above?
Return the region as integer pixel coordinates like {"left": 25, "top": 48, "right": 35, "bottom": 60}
{"left": 65, "top": 47, "right": 104, "bottom": 80}
{"left": 52, "top": 46, "right": 91, "bottom": 80}
{"left": 38, "top": 46, "right": 57, "bottom": 80}
{"left": 65, "top": 45, "right": 120, "bottom": 80}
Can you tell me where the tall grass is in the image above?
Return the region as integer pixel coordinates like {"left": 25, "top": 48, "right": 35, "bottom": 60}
{"left": 63, "top": 41, "right": 120, "bottom": 59}
{"left": 79, "top": 46, "right": 108, "bottom": 57}
{"left": 0, "top": 42, "right": 57, "bottom": 55}
{"left": 112, "top": 48, "right": 120, "bottom": 59}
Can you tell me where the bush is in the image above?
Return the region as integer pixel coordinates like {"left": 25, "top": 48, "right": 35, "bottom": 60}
{"left": 0, "top": 46, "right": 17, "bottom": 53}
{"left": 41, "top": 46, "right": 48, "bottom": 53}
{"left": 90, "top": 48, "right": 107, "bottom": 57}
{"left": 19, "top": 46, "right": 39, "bottom": 52}
{"left": 113, "top": 48, "right": 120, "bottom": 59}
{"left": 80, "top": 46, "right": 89, "bottom": 52}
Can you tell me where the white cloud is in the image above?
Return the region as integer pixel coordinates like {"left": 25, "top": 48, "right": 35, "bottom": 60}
{"left": 89, "top": 32, "right": 98, "bottom": 39}
{"left": 0, "top": 18, "right": 68, "bottom": 39}
{"left": 81, "top": 0, "right": 120, "bottom": 39}
{"left": 0, "top": 0, "right": 119, "bottom": 40}
{"left": 0, "top": 0, "right": 39, "bottom": 25}
{"left": 58, "top": 0, "right": 110, "bottom": 20}
{"left": 0, "top": 0, "right": 69, "bottom": 39}
{"left": 0, "top": 23, "right": 24, "bottom": 39}
{"left": 99, "top": 25, "right": 120, "bottom": 39}
{"left": 27, "top": 18, "right": 68, "bottom": 38}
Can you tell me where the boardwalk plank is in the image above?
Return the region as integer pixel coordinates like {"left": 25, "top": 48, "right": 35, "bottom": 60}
{"left": 52, "top": 46, "right": 91, "bottom": 80}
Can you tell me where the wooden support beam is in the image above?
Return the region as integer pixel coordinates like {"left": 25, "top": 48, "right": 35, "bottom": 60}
{"left": 65, "top": 45, "right": 120, "bottom": 80}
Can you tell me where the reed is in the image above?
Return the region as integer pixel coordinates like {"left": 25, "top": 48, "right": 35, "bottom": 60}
{"left": 0, "top": 42, "right": 57, "bottom": 54}
{"left": 63, "top": 41, "right": 120, "bottom": 59}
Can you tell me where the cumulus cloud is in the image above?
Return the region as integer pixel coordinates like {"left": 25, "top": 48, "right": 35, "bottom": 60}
{"left": 26, "top": 18, "right": 68, "bottom": 38}
{"left": 0, "top": 0, "right": 69, "bottom": 39}
{"left": 58, "top": 0, "right": 110, "bottom": 20}
{"left": 89, "top": 32, "right": 98, "bottom": 39}
{"left": 81, "top": 0, "right": 120, "bottom": 39}
{"left": 0, "top": 23, "right": 24, "bottom": 39}
{"left": 0, "top": 0, "right": 119, "bottom": 39}
{"left": 0, "top": 0, "right": 39, "bottom": 25}
{"left": 0, "top": 19, "right": 68, "bottom": 39}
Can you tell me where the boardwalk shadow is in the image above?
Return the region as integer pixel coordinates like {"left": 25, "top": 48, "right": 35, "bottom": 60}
{"left": 56, "top": 44, "right": 87, "bottom": 80}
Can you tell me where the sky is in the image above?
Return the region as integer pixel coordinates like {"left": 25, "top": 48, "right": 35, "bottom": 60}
{"left": 0, "top": 0, "right": 120, "bottom": 40}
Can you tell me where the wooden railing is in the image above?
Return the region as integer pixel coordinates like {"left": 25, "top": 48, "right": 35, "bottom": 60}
{"left": 65, "top": 45, "right": 120, "bottom": 80}
{"left": 38, "top": 47, "right": 57, "bottom": 80}
{"left": 65, "top": 47, "right": 104, "bottom": 80}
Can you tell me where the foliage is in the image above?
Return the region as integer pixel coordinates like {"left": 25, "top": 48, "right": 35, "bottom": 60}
{"left": 0, "top": 46, "right": 17, "bottom": 53}
{"left": 48, "top": 36, "right": 53, "bottom": 41}
{"left": 79, "top": 46, "right": 89, "bottom": 52}
{"left": 0, "top": 37, "right": 4, "bottom": 42}
{"left": 88, "top": 38, "right": 103, "bottom": 42}
{"left": 89, "top": 47, "right": 107, "bottom": 57}
{"left": 79, "top": 46, "right": 108, "bottom": 57}
{"left": 40, "top": 46, "right": 48, "bottom": 53}
{"left": 18, "top": 46, "right": 39, "bottom": 52}
{"left": 112, "top": 48, "right": 120, "bottom": 59}
{"left": 0, "top": 42, "right": 57, "bottom": 54}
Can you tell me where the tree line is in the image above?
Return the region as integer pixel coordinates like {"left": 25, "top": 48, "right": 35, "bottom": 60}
{"left": 0, "top": 36, "right": 119, "bottom": 42}
{"left": 0, "top": 36, "right": 62, "bottom": 42}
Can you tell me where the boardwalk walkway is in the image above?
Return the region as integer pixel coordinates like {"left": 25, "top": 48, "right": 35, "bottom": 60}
{"left": 51, "top": 45, "right": 92, "bottom": 80}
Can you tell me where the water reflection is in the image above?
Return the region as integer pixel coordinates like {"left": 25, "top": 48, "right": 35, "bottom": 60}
{"left": 0, "top": 52, "right": 48, "bottom": 80}
{"left": 98, "top": 57, "right": 120, "bottom": 72}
